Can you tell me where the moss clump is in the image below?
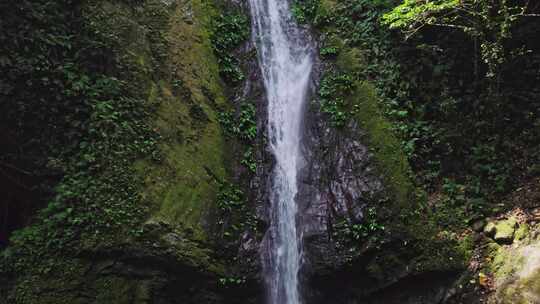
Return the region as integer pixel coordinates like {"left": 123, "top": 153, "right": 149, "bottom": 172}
{"left": 351, "top": 81, "right": 414, "bottom": 206}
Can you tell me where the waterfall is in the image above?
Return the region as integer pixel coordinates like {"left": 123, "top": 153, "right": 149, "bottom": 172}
{"left": 248, "top": 0, "right": 314, "bottom": 303}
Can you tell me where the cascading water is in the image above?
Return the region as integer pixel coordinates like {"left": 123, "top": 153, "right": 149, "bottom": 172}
{"left": 248, "top": 0, "right": 314, "bottom": 303}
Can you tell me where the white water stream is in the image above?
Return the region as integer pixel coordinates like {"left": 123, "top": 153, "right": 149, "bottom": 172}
{"left": 247, "top": 0, "right": 314, "bottom": 303}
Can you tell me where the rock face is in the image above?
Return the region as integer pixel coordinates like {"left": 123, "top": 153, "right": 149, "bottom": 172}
{"left": 487, "top": 231, "right": 540, "bottom": 303}
{"left": 298, "top": 109, "right": 385, "bottom": 274}
{"left": 285, "top": 71, "right": 465, "bottom": 302}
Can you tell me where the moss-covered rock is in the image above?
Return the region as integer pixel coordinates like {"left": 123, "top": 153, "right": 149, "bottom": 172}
{"left": 487, "top": 239, "right": 540, "bottom": 303}
{"left": 493, "top": 217, "right": 518, "bottom": 244}
{"left": 351, "top": 81, "right": 414, "bottom": 206}
{"left": 484, "top": 217, "right": 519, "bottom": 244}
{"left": 133, "top": 0, "right": 230, "bottom": 242}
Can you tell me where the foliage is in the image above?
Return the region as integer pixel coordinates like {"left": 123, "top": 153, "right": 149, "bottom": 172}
{"left": 0, "top": 0, "right": 162, "bottom": 280}
{"left": 241, "top": 147, "right": 257, "bottom": 173}
{"left": 382, "top": 0, "right": 460, "bottom": 32}
{"left": 237, "top": 103, "right": 258, "bottom": 141}
{"left": 219, "top": 103, "right": 257, "bottom": 141}
{"left": 218, "top": 275, "right": 247, "bottom": 287}
{"left": 219, "top": 102, "right": 258, "bottom": 173}
{"left": 291, "top": 0, "right": 319, "bottom": 24}
{"left": 217, "top": 183, "right": 244, "bottom": 212}
{"left": 299, "top": 0, "right": 540, "bottom": 230}
{"left": 215, "top": 178, "right": 259, "bottom": 242}
{"left": 211, "top": 8, "right": 256, "bottom": 245}
{"left": 210, "top": 10, "right": 250, "bottom": 85}
{"left": 318, "top": 72, "right": 356, "bottom": 127}
{"left": 348, "top": 207, "right": 385, "bottom": 241}
{"left": 216, "top": 102, "right": 258, "bottom": 239}
{"left": 333, "top": 207, "right": 385, "bottom": 249}
{"left": 320, "top": 45, "right": 339, "bottom": 57}
{"left": 383, "top": 0, "right": 540, "bottom": 80}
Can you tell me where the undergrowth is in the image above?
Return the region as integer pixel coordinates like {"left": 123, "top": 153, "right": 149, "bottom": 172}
{"left": 0, "top": 0, "right": 163, "bottom": 280}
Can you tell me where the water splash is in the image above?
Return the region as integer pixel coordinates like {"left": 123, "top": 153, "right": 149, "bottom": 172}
{"left": 247, "top": 0, "right": 314, "bottom": 303}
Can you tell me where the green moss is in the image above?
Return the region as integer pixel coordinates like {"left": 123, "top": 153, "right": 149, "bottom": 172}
{"left": 484, "top": 221, "right": 497, "bottom": 236}
{"left": 515, "top": 223, "right": 530, "bottom": 242}
{"left": 132, "top": 0, "right": 230, "bottom": 242}
{"left": 336, "top": 47, "right": 365, "bottom": 73}
{"left": 522, "top": 269, "right": 540, "bottom": 299}
{"left": 494, "top": 259, "right": 540, "bottom": 303}
{"left": 351, "top": 81, "right": 414, "bottom": 205}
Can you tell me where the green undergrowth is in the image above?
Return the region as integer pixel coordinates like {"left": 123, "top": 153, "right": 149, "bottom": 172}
{"left": 1, "top": 0, "right": 165, "bottom": 274}
{"left": 316, "top": 57, "right": 414, "bottom": 211}
{"left": 208, "top": 4, "right": 259, "bottom": 281}
{"left": 219, "top": 102, "right": 258, "bottom": 173}
{"left": 209, "top": 4, "right": 257, "bottom": 244}
{"left": 1, "top": 0, "right": 236, "bottom": 301}
{"left": 216, "top": 100, "right": 260, "bottom": 244}
{"left": 210, "top": 8, "right": 250, "bottom": 85}
{"left": 318, "top": 72, "right": 356, "bottom": 127}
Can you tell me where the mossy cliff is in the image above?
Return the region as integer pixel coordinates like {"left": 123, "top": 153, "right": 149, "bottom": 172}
{"left": 295, "top": 0, "right": 474, "bottom": 301}
{"left": 0, "top": 0, "right": 240, "bottom": 302}
{"left": 301, "top": 52, "right": 472, "bottom": 302}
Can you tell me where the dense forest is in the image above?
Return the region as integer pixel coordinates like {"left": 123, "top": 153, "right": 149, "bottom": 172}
{"left": 1, "top": 0, "right": 539, "bottom": 303}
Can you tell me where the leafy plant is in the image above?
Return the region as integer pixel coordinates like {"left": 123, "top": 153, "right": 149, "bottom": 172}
{"left": 318, "top": 72, "right": 355, "bottom": 127}
{"left": 241, "top": 147, "right": 257, "bottom": 173}
{"left": 333, "top": 207, "right": 385, "bottom": 248}
{"left": 211, "top": 11, "right": 250, "bottom": 85}
{"left": 383, "top": 0, "right": 540, "bottom": 81}
{"left": 219, "top": 275, "right": 247, "bottom": 287}
{"left": 0, "top": 0, "right": 161, "bottom": 280}
{"left": 291, "top": 0, "right": 319, "bottom": 24}
{"left": 219, "top": 102, "right": 258, "bottom": 173}
{"left": 217, "top": 183, "right": 244, "bottom": 212}
{"left": 320, "top": 46, "right": 339, "bottom": 57}
{"left": 219, "top": 103, "right": 257, "bottom": 142}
